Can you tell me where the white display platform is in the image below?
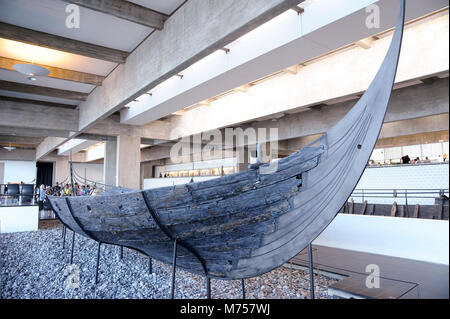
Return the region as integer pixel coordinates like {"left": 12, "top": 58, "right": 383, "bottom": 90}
{"left": 313, "top": 214, "right": 449, "bottom": 265}
{"left": 0, "top": 205, "right": 39, "bottom": 233}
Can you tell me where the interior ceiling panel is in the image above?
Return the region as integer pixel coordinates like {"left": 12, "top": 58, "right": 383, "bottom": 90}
{"left": 127, "top": 0, "right": 185, "bottom": 15}
{"left": 0, "top": 68, "right": 95, "bottom": 93}
{"left": 0, "top": 38, "right": 117, "bottom": 76}
{"left": 0, "top": 89, "right": 81, "bottom": 106}
{"left": 0, "top": 0, "right": 153, "bottom": 52}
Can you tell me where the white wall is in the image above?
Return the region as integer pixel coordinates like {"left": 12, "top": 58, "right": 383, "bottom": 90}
{"left": 314, "top": 214, "right": 449, "bottom": 265}
{"left": 0, "top": 160, "right": 36, "bottom": 184}
{"left": 143, "top": 176, "right": 219, "bottom": 189}
{"left": 72, "top": 163, "right": 103, "bottom": 185}
{"left": 0, "top": 206, "right": 39, "bottom": 233}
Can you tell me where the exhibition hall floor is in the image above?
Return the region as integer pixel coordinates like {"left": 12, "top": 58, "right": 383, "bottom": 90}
{"left": 0, "top": 225, "right": 337, "bottom": 299}
{"left": 291, "top": 245, "right": 449, "bottom": 299}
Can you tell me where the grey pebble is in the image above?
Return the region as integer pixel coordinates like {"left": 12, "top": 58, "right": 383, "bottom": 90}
{"left": 1, "top": 227, "right": 338, "bottom": 299}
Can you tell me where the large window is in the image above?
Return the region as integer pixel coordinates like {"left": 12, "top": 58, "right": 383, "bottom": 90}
{"left": 371, "top": 141, "right": 449, "bottom": 164}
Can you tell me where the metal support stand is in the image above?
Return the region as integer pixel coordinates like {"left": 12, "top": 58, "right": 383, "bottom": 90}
{"left": 95, "top": 241, "right": 102, "bottom": 285}
{"left": 170, "top": 239, "right": 178, "bottom": 299}
{"left": 61, "top": 225, "right": 66, "bottom": 238}
{"left": 142, "top": 191, "right": 210, "bottom": 299}
{"left": 119, "top": 246, "right": 123, "bottom": 259}
{"left": 241, "top": 279, "right": 246, "bottom": 299}
{"left": 206, "top": 277, "right": 211, "bottom": 299}
{"left": 62, "top": 226, "right": 66, "bottom": 249}
{"left": 70, "top": 230, "right": 75, "bottom": 264}
{"left": 308, "top": 243, "right": 315, "bottom": 299}
{"left": 149, "top": 257, "right": 153, "bottom": 274}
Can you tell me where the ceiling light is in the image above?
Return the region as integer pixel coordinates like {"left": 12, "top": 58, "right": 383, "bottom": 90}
{"left": 13, "top": 63, "right": 50, "bottom": 81}
{"left": 3, "top": 144, "right": 16, "bottom": 151}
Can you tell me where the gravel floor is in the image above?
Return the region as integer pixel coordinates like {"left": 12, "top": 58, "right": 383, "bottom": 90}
{"left": 0, "top": 227, "right": 337, "bottom": 299}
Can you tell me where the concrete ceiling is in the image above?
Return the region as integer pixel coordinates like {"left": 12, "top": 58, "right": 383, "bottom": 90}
{"left": 0, "top": 0, "right": 447, "bottom": 162}
{"left": 0, "top": 0, "right": 186, "bottom": 103}
{"left": 0, "top": 0, "right": 188, "bottom": 152}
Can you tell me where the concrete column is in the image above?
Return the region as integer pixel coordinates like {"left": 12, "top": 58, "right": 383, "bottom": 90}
{"left": 54, "top": 156, "right": 69, "bottom": 184}
{"left": 116, "top": 135, "right": 141, "bottom": 189}
{"left": 103, "top": 139, "right": 117, "bottom": 186}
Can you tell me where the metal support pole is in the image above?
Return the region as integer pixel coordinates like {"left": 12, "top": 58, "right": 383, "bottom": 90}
{"left": 149, "top": 257, "right": 153, "bottom": 274}
{"left": 62, "top": 226, "right": 66, "bottom": 249}
{"left": 95, "top": 242, "right": 102, "bottom": 285}
{"left": 120, "top": 246, "right": 123, "bottom": 259}
{"left": 308, "top": 243, "right": 315, "bottom": 299}
{"left": 241, "top": 279, "right": 246, "bottom": 299}
{"left": 61, "top": 225, "right": 65, "bottom": 238}
{"left": 170, "top": 239, "right": 178, "bottom": 299}
{"left": 405, "top": 189, "right": 409, "bottom": 217}
{"left": 70, "top": 230, "right": 75, "bottom": 264}
{"left": 206, "top": 277, "right": 211, "bottom": 299}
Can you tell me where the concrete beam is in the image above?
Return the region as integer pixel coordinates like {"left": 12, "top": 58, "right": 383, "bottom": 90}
{"left": 379, "top": 114, "right": 449, "bottom": 139}
{"left": 36, "top": 137, "right": 69, "bottom": 161}
{"left": 0, "top": 56, "right": 105, "bottom": 86}
{"left": 77, "top": 133, "right": 117, "bottom": 141}
{"left": 0, "top": 96, "right": 77, "bottom": 110}
{"left": 0, "top": 135, "right": 43, "bottom": 146}
{"left": 0, "top": 126, "right": 71, "bottom": 138}
{"left": 376, "top": 130, "right": 449, "bottom": 149}
{"left": 65, "top": 0, "right": 167, "bottom": 30}
{"left": 0, "top": 22, "right": 128, "bottom": 64}
{"left": 33, "top": 114, "right": 171, "bottom": 161}
{"left": 76, "top": 0, "right": 304, "bottom": 131}
{"left": 284, "top": 115, "right": 449, "bottom": 152}
{"left": 57, "top": 139, "right": 99, "bottom": 156}
{"left": 0, "top": 99, "right": 78, "bottom": 131}
{"left": 0, "top": 148, "right": 36, "bottom": 161}
{"left": 141, "top": 145, "right": 171, "bottom": 162}
{"left": 84, "top": 115, "right": 171, "bottom": 140}
{"left": 0, "top": 80, "right": 89, "bottom": 101}
{"left": 192, "top": 78, "right": 450, "bottom": 143}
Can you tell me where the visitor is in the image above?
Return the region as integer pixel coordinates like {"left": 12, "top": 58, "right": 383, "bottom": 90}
{"left": 423, "top": 156, "right": 431, "bottom": 163}
{"left": 444, "top": 152, "right": 448, "bottom": 162}
{"left": 52, "top": 182, "right": 61, "bottom": 195}
{"left": 74, "top": 183, "right": 80, "bottom": 196}
{"left": 63, "top": 184, "right": 71, "bottom": 196}
{"left": 38, "top": 184, "right": 46, "bottom": 210}
{"left": 401, "top": 155, "right": 410, "bottom": 164}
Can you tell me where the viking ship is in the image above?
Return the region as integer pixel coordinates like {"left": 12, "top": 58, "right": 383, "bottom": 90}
{"left": 48, "top": 1, "right": 405, "bottom": 282}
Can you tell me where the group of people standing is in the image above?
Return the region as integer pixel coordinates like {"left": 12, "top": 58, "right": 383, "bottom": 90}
{"left": 36, "top": 182, "right": 99, "bottom": 210}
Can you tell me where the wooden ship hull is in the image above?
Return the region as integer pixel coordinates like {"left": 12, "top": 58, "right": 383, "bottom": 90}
{"left": 48, "top": 1, "right": 405, "bottom": 281}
